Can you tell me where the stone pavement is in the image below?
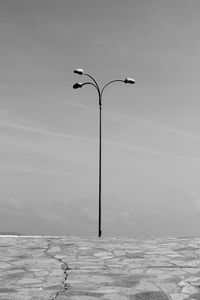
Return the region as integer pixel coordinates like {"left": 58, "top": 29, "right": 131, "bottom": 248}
{"left": 1, "top": 237, "right": 200, "bottom": 299}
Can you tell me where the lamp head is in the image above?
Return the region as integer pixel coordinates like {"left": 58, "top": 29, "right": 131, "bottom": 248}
{"left": 124, "top": 77, "right": 135, "bottom": 84}
{"left": 74, "top": 68, "right": 84, "bottom": 75}
{"left": 73, "top": 82, "right": 83, "bottom": 89}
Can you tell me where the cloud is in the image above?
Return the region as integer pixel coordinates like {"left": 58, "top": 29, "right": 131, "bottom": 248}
{"left": 120, "top": 211, "right": 132, "bottom": 221}
{"left": 39, "top": 213, "right": 65, "bottom": 223}
{"left": 0, "top": 197, "right": 24, "bottom": 215}
{"left": 0, "top": 163, "right": 70, "bottom": 176}
{"left": 1, "top": 117, "right": 200, "bottom": 165}
{"left": 190, "top": 192, "right": 200, "bottom": 211}
{"left": 140, "top": 119, "right": 200, "bottom": 142}
{"left": 61, "top": 100, "right": 200, "bottom": 142}
{"left": 0, "top": 119, "right": 97, "bottom": 143}
{"left": 195, "top": 200, "right": 200, "bottom": 210}
{"left": 103, "top": 139, "right": 200, "bottom": 163}
{"left": 1, "top": 106, "right": 200, "bottom": 166}
{"left": 59, "top": 100, "right": 96, "bottom": 111}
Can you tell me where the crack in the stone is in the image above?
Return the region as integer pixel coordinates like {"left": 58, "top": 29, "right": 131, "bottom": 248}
{"left": 43, "top": 240, "right": 70, "bottom": 300}
{"left": 49, "top": 258, "right": 69, "bottom": 300}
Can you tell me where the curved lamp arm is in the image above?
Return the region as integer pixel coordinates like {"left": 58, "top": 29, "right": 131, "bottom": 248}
{"left": 74, "top": 69, "right": 135, "bottom": 106}
{"left": 100, "top": 79, "right": 125, "bottom": 98}
{"left": 73, "top": 81, "right": 101, "bottom": 102}
{"left": 73, "top": 81, "right": 96, "bottom": 89}
{"left": 74, "top": 68, "right": 100, "bottom": 96}
{"left": 84, "top": 73, "right": 100, "bottom": 91}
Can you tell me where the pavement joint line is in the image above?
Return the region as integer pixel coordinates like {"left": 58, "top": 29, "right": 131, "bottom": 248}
{"left": 43, "top": 239, "right": 70, "bottom": 299}
{"left": 153, "top": 281, "right": 173, "bottom": 300}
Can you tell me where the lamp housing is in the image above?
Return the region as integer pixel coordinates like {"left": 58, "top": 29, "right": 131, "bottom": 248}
{"left": 74, "top": 68, "right": 84, "bottom": 75}
{"left": 124, "top": 77, "right": 135, "bottom": 84}
{"left": 73, "top": 82, "right": 83, "bottom": 89}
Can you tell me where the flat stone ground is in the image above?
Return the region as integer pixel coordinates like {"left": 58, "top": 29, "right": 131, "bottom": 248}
{"left": 1, "top": 237, "right": 200, "bottom": 299}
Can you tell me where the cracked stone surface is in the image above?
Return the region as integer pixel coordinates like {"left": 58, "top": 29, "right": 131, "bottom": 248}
{"left": 1, "top": 237, "right": 200, "bottom": 299}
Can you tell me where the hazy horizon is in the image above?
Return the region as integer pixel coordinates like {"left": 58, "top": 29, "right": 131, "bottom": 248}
{"left": 1, "top": 0, "right": 200, "bottom": 237}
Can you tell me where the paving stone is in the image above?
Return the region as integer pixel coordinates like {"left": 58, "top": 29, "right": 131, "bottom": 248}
{"left": 1, "top": 237, "right": 200, "bottom": 298}
{"left": 134, "top": 281, "right": 160, "bottom": 291}
{"left": 182, "top": 283, "right": 199, "bottom": 294}
{"left": 103, "top": 293, "right": 128, "bottom": 299}
{"left": 130, "top": 291, "right": 169, "bottom": 299}
{"left": 170, "top": 293, "right": 189, "bottom": 300}
{"left": 187, "top": 294, "right": 200, "bottom": 299}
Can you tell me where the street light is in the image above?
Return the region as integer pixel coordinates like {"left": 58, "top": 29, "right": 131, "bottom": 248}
{"left": 74, "top": 68, "right": 84, "bottom": 75}
{"left": 73, "top": 68, "right": 135, "bottom": 237}
{"left": 73, "top": 82, "right": 83, "bottom": 89}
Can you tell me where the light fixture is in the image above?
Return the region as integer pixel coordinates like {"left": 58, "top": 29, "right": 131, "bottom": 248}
{"left": 124, "top": 77, "right": 135, "bottom": 84}
{"left": 73, "top": 82, "right": 83, "bottom": 89}
{"left": 74, "top": 68, "right": 84, "bottom": 75}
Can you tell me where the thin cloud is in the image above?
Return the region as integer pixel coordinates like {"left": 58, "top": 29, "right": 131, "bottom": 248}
{"left": 1, "top": 118, "right": 200, "bottom": 164}
{"left": 0, "top": 163, "right": 70, "bottom": 176}
{"left": 61, "top": 100, "right": 200, "bottom": 142}
{"left": 139, "top": 119, "right": 200, "bottom": 142}
{"left": 39, "top": 213, "right": 65, "bottom": 223}
{"left": 104, "top": 140, "right": 200, "bottom": 163}
{"left": 0, "top": 197, "right": 24, "bottom": 216}
{"left": 0, "top": 120, "right": 97, "bottom": 143}
{"left": 32, "top": 97, "right": 200, "bottom": 143}
{"left": 59, "top": 100, "right": 96, "bottom": 110}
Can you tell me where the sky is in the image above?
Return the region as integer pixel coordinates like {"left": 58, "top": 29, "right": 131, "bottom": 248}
{"left": 1, "top": 0, "right": 200, "bottom": 237}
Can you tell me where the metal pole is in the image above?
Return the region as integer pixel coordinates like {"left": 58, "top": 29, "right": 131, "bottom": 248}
{"left": 98, "top": 95, "right": 102, "bottom": 237}
{"left": 74, "top": 70, "right": 135, "bottom": 237}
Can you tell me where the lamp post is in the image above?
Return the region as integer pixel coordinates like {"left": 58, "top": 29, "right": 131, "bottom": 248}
{"left": 73, "top": 69, "right": 135, "bottom": 237}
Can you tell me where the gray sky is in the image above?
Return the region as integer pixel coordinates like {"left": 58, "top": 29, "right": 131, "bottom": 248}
{"left": 1, "top": 0, "right": 200, "bottom": 236}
